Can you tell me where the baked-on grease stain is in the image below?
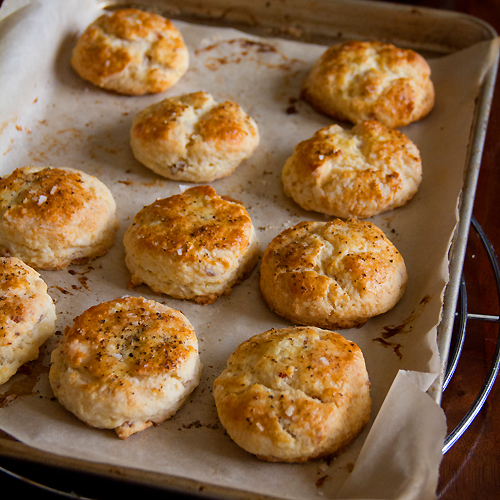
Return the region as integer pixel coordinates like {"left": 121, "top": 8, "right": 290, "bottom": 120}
{"left": 373, "top": 294, "right": 432, "bottom": 358}
{"left": 372, "top": 337, "right": 403, "bottom": 360}
{"left": 381, "top": 323, "right": 405, "bottom": 339}
{"left": 194, "top": 38, "right": 299, "bottom": 71}
{"left": 67, "top": 266, "right": 93, "bottom": 291}
{"left": 195, "top": 38, "right": 280, "bottom": 57}
{"left": 315, "top": 475, "right": 329, "bottom": 487}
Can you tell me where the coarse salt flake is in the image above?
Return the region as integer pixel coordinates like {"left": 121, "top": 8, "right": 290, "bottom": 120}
{"left": 177, "top": 248, "right": 183, "bottom": 255}
{"left": 256, "top": 422, "right": 264, "bottom": 432}
{"left": 320, "top": 357, "right": 329, "bottom": 365}
{"left": 50, "top": 186, "right": 57, "bottom": 195}
{"left": 37, "top": 195, "right": 47, "bottom": 205}
{"left": 318, "top": 155, "right": 324, "bottom": 160}
{"left": 285, "top": 406, "right": 294, "bottom": 417}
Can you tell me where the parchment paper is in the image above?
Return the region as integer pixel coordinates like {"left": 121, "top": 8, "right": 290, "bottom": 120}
{"left": 0, "top": 1, "right": 498, "bottom": 499}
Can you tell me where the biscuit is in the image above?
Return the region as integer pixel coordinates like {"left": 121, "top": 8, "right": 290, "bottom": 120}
{"left": 49, "top": 296, "right": 202, "bottom": 439}
{"left": 124, "top": 185, "right": 261, "bottom": 304}
{"left": 71, "top": 8, "right": 189, "bottom": 95}
{"left": 259, "top": 218, "right": 407, "bottom": 329}
{"left": 302, "top": 41, "right": 435, "bottom": 128}
{"left": 0, "top": 166, "right": 119, "bottom": 270}
{"left": 0, "top": 257, "right": 56, "bottom": 385}
{"left": 282, "top": 120, "right": 422, "bottom": 218}
{"left": 130, "top": 91, "right": 260, "bottom": 182}
{"left": 213, "top": 326, "right": 371, "bottom": 462}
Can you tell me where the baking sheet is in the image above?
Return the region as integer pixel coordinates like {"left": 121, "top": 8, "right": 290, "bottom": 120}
{"left": 0, "top": 1, "right": 498, "bottom": 499}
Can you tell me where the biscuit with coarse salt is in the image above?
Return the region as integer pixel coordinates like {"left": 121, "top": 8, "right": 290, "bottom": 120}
{"left": 71, "top": 8, "right": 189, "bottom": 95}
{"left": 49, "top": 296, "right": 202, "bottom": 439}
{"left": 213, "top": 326, "right": 371, "bottom": 462}
{"left": 282, "top": 120, "right": 422, "bottom": 218}
{"left": 302, "top": 41, "right": 435, "bottom": 129}
{"left": 260, "top": 218, "right": 407, "bottom": 329}
{"left": 130, "top": 91, "right": 260, "bottom": 182}
{"left": 0, "top": 257, "right": 56, "bottom": 385}
{"left": 0, "top": 166, "right": 118, "bottom": 270}
{"left": 124, "top": 185, "right": 261, "bottom": 304}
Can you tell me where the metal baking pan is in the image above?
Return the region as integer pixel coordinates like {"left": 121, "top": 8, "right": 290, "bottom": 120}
{"left": 0, "top": 0, "right": 498, "bottom": 498}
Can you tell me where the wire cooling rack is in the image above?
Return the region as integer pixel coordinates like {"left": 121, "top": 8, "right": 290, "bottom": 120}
{"left": 441, "top": 216, "right": 500, "bottom": 454}
{"left": 1, "top": 216, "right": 499, "bottom": 497}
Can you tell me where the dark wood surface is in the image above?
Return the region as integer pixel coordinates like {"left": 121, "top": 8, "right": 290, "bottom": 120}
{"left": 0, "top": 0, "right": 499, "bottom": 499}
{"left": 433, "top": 1, "right": 500, "bottom": 498}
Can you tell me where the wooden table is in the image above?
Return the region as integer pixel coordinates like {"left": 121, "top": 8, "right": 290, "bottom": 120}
{"left": 0, "top": 0, "right": 499, "bottom": 498}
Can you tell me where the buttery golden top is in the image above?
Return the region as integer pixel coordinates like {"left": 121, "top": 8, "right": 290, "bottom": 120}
{"left": 59, "top": 296, "right": 197, "bottom": 382}
{"left": 71, "top": 8, "right": 189, "bottom": 95}
{"left": 263, "top": 219, "right": 403, "bottom": 296}
{"left": 196, "top": 100, "right": 256, "bottom": 146}
{"left": 126, "top": 185, "right": 252, "bottom": 260}
{"left": 132, "top": 92, "right": 257, "bottom": 148}
{"left": 0, "top": 166, "right": 103, "bottom": 232}
{"left": 282, "top": 120, "right": 422, "bottom": 218}
{"left": 216, "top": 326, "right": 364, "bottom": 399}
{"left": 302, "top": 40, "right": 435, "bottom": 128}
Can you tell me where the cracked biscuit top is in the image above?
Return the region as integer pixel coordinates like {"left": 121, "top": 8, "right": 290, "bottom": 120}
{"left": 259, "top": 218, "right": 407, "bottom": 330}
{"left": 213, "top": 326, "right": 371, "bottom": 462}
{"left": 302, "top": 41, "right": 435, "bottom": 128}
{"left": 71, "top": 8, "right": 189, "bottom": 95}
{"left": 282, "top": 120, "right": 422, "bottom": 218}
{"left": 130, "top": 91, "right": 259, "bottom": 182}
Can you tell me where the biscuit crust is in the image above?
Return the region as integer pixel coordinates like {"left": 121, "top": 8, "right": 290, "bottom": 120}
{"left": 260, "top": 219, "right": 407, "bottom": 329}
{"left": 124, "top": 185, "right": 261, "bottom": 303}
{"left": 213, "top": 326, "right": 371, "bottom": 462}
{"left": 0, "top": 257, "right": 56, "bottom": 384}
{"left": 71, "top": 8, "right": 189, "bottom": 95}
{"left": 49, "top": 296, "right": 202, "bottom": 439}
{"left": 0, "top": 166, "right": 118, "bottom": 270}
{"left": 130, "top": 91, "right": 260, "bottom": 182}
{"left": 282, "top": 120, "right": 422, "bottom": 218}
{"left": 302, "top": 41, "right": 435, "bottom": 128}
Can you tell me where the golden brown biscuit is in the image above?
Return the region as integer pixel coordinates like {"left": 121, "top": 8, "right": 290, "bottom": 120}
{"left": 302, "top": 41, "right": 435, "bottom": 128}
{"left": 130, "top": 91, "right": 260, "bottom": 182}
{"left": 260, "top": 218, "right": 407, "bottom": 329}
{"left": 71, "top": 8, "right": 189, "bottom": 95}
{"left": 213, "top": 326, "right": 371, "bottom": 462}
{"left": 0, "top": 257, "right": 56, "bottom": 385}
{"left": 124, "top": 185, "right": 261, "bottom": 304}
{"left": 0, "top": 166, "right": 118, "bottom": 270}
{"left": 49, "top": 296, "right": 202, "bottom": 439}
{"left": 282, "top": 120, "right": 422, "bottom": 218}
